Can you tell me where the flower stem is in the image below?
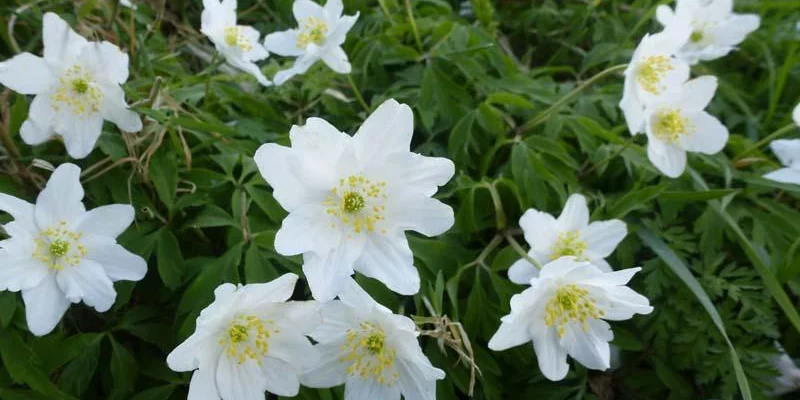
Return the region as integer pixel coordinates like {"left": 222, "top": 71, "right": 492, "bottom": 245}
{"left": 580, "top": 135, "right": 637, "bottom": 177}
{"left": 503, "top": 230, "right": 543, "bottom": 270}
{"left": 404, "top": 0, "right": 424, "bottom": 54}
{"left": 204, "top": 52, "right": 219, "bottom": 109}
{"left": 734, "top": 123, "right": 797, "bottom": 162}
{"left": 519, "top": 63, "right": 628, "bottom": 133}
{"left": 347, "top": 74, "right": 371, "bottom": 113}
{"left": 377, "top": 0, "right": 394, "bottom": 23}
{"left": 483, "top": 181, "right": 506, "bottom": 230}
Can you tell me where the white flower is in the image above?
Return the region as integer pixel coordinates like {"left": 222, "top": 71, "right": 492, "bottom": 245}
{"left": 0, "top": 13, "right": 142, "bottom": 159}
{"left": 201, "top": 0, "right": 271, "bottom": 86}
{"left": 254, "top": 99, "right": 455, "bottom": 301}
{"left": 794, "top": 103, "right": 800, "bottom": 126}
{"left": 302, "top": 279, "right": 445, "bottom": 400}
{"left": 643, "top": 76, "right": 729, "bottom": 178}
{"left": 489, "top": 258, "right": 653, "bottom": 381}
{"left": 656, "top": 0, "right": 760, "bottom": 65}
{"left": 508, "top": 194, "right": 627, "bottom": 285}
{"left": 0, "top": 163, "right": 146, "bottom": 336}
{"left": 119, "top": 0, "right": 137, "bottom": 9}
{"left": 166, "top": 274, "right": 321, "bottom": 399}
{"left": 764, "top": 139, "right": 800, "bottom": 185}
{"left": 771, "top": 344, "right": 800, "bottom": 396}
{"left": 620, "top": 22, "right": 691, "bottom": 135}
{"left": 264, "top": 0, "right": 359, "bottom": 85}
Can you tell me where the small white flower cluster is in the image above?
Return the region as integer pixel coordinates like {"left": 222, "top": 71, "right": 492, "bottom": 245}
{"left": 489, "top": 195, "right": 653, "bottom": 381}
{"left": 202, "top": 0, "right": 358, "bottom": 86}
{"left": 619, "top": 0, "right": 760, "bottom": 178}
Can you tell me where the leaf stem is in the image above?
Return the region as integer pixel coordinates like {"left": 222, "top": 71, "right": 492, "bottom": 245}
{"left": 503, "top": 230, "right": 543, "bottom": 270}
{"left": 347, "top": 74, "right": 371, "bottom": 113}
{"left": 580, "top": 135, "right": 637, "bottom": 177}
{"left": 734, "top": 123, "right": 797, "bottom": 162}
{"left": 404, "top": 0, "right": 424, "bottom": 54}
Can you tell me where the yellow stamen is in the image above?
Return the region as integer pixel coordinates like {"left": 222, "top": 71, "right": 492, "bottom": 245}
{"left": 550, "top": 231, "right": 588, "bottom": 261}
{"left": 51, "top": 65, "right": 103, "bottom": 116}
{"left": 652, "top": 108, "right": 693, "bottom": 143}
{"left": 324, "top": 175, "right": 387, "bottom": 236}
{"left": 544, "top": 285, "right": 604, "bottom": 338}
{"left": 224, "top": 26, "right": 253, "bottom": 52}
{"left": 637, "top": 55, "right": 674, "bottom": 95}
{"left": 219, "top": 315, "right": 276, "bottom": 365}
{"left": 339, "top": 321, "right": 399, "bottom": 386}
{"left": 296, "top": 17, "right": 328, "bottom": 48}
{"left": 32, "top": 221, "right": 86, "bottom": 271}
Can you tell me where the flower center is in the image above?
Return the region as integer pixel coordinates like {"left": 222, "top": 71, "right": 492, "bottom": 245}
{"left": 324, "top": 175, "right": 387, "bottom": 236}
{"left": 51, "top": 65, "right": 103, "bottom": 116}
{"left": 636, "top": 55, "right": 674, "bottom": 95}
{"left": 219, "top": 315, "right": 277, "bottom": 365}
{"left": 296, "top": 17, "right": 328, "bottom": 48}
{"left": 690, "top": 30, "right": 704, "bottom": 43}
{"left": 340, "top": 321, "right": 399, "bottom": 386}
{"left": 544, "top": 284, "right": 604, "bottom": 337}
{"left": 223, "top": 26, "right": 253, "bottom": 51}
{"left": 653, "top": 108, "right": 693, "bottom": 143}
{"left": 32, "top": 222, "right": 86, "bottom": 270}
{"left": 549, "top": 231, "right": 587, "bottom": 261}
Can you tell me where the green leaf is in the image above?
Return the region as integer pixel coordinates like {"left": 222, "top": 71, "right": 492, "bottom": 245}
{"left": 108, "top": 336, "right": 138, "bottom": 400}
{"left": 177, "top": 243, "right": 244, "bottom": 315}
{"left": 149, "top": 148, "right": 179, "bottom": 212}
{"left": 659, "top": 189, "right": 739, "bottom": 202}
{"left": 636, "top": 226, "right": 752, "bottom": 400}
{"left": 56, "top": 337, "right": 101, "bottom": 397}
{"left": 187, "top": 205, "right": 239, "bottom": 229}
{"left": 130, "top": 386, "right": 176, "bottom": 400}
{"left": 0, "top": 292, "right": 15, "bottom": 327}
{"left": 0, "top": 329, "right": 72, "bottom": 399}
{"left": 157, "top": 229, "right": 184, "bottom": 290}
{"left": 606, "top": 183, "right": 670, "bottom": 219}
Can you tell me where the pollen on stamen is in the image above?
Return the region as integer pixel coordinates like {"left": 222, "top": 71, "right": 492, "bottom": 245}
{"left": 549, "top": 230, "right": 588, "bottom": 261}
{"left": 32, "top": 222, "right": 86, "bottom": 270}
{"left": 324, "top": 175, "right": 387, "bottom": 236}
{"left": 636, "top": 55, "right": 674, "bottom": 95}
{"left": 339, "top": 321, "right": 398, "bottom": 386}
{"left": 219, "top": 315, "right": 275, "bottom": 365}
{"left": 224, "top": 26, "right": 254, "bottom": 52}
{"left": 51, "top": 65, "right": 103, "bottom": 116}
{"left": 296, "top": 17, "right": 328, "bottom": 48}
{"left": 653, "top": 108, "right": 693, "bottom": 143}
{"left": 544, "top": 285, "right": 605, "bottom": 338}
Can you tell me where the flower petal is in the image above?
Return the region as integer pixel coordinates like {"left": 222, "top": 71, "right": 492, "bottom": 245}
{"left": 260, "top": 357, "right": 301, "bottom": 397}
{"left": 344, "top": 376, "right": 401, "bottom": 400}
{"left": 20, "top": 95, "right": 55, "bottom": 145}
{"left": 253, "top": 143, "right": 325, "bottom": 210}
{"left": 100, "top": 84, "right": 142, "bottom": 132}
{"left": 82, "top": 41, "right": 130, "bottom": 84}
{"left": 355, "top": 232, "right": 419, "bottom": 296}
{"left": 793, "top": 104, "right": 800, "bottom": 126}
{"left": 303, "top": 244, "right": 360, "bottom": 302}
{"left": 0, "top": 256, "right": 50, "bottom": 292}
{"left": 353, "top": 99, "right": 414, "bottom": 169}
{"left": 647, "top": 139, "right": 686, "bottom": 178}
{"left": 239, "top": 273, "right": 299, "bottom": 306}
{"left": 55, "top": 258, "right": 116, "bottom": 312}
{"left": 519, "top": 208, "right": 558, "bottom": 255}
{"left": 560, "top": 319, "right": 612, "bottom": 371}
{"left": 680, "top": 111, "right": 729, "bottom": 154}
{"left": 22, "top": 275, "right": 70, "bottom": 336}
{"left": 273, "top": 47, "right": 320, "bottom": 85}
{"left": 396, "top": 357, "right": 443, "bottom": 400}
{"left": 263, "top": 30, "right": 304, "bottom": 57}
{"left": 320, "top": 46, "right": 351, "bottom": 73}
{"left": 42, "top": 12, "right": 88, "bottom": 65}
{"left": 76, "top": 204, "right": 134, "bottom": 238}
{"left": 620, "top": 76, "right": 645, "bottom": 135}
{"left": 300, "top": 341, "right": 347, "bottom": 388}
{"left": 327, "top": 14, "right": 359, "bottom": 46}
{"left": 216, "top": 356, "right": 269, "bottom": 400}
{"left": 0, "top": 193, "right": 36, "bottom": 233}
{"left": 713, "top": 14, "right": 760, "bottom": 47}
{"left": 83, "top": 236, "right": 147, "bottom": 282}
{"left": 488, "top": 317, "right": 532, "bottom": 351}
{"left": 384, "top": 193, "right": 453, "bottom": 237}
{"left": 0, "top": 53, "right": 54, "bottom": 94}
{"left": 600, "top": 286, "right": 654, "bottom": 320}
{"left": 167, "top": 330, "right": 216, "bottom": 372}
{"left": 581, "top": 220, "right": 627, "bottom": 258}
{"left": 187, "top": 368, "right": 221, "bottom": 400}
{"left": 35, "top": 163, "right": 86, "bottom": 228}
{"left": 557, "top": 194, "right": 589, "bottom": 232}
{"left": 57, "top": 113, "right": 105, "bottom": 159}
{"left": 293, "top": 0, "right": 325, "bottom": 23}
{"left": 655, "top": 4, "right": 674, "bottom": 25}
{"left": 764, "top": 168, "right": 800, "bottom": 185}
{"left": 379, "top": 153, "right": 455, "bottom": 197}
{"left": 532, "top": 327, "right": 570, "bottom": 381}
{"left": 769, "top": 139, "right": 800, "bottom": 168}
{"left": 507, "top": 257, "right": 540, "bottom": 285}
{"left": 678, "top": 76, "right": 717, "bottom": 113}
{"left": 337, "top": 278, "right": 379, "bottom": 311}
{"left": 274, "top": 204, "right": 340, "bottom": 256}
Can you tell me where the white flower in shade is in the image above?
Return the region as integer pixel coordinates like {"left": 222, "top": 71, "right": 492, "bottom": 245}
{"left": 656, "top": 0, "right": 760, "bottom": 65}
{"left": 643, "top": 76, "right": 729, "bottom": 178}
{"left": 201, "top": 0, "right": 271, "bottom": 86}
{"left": 508, "top": 194, "right": 627, "bottom": 285}
{"left": 119, "top": 0, "right": 137, "bottom": 9}
{"left": 0, "top": 13, "right": 142, "bottom": 159}
{"left": 764, "top": 139, "right": 800, "bottom": 185}
{"left": 0, "top": 164, "right": 146, "bottom": 336}
{"left": 264, "top": 0, "right": 359, "bottom": 85}
{"left": 794, "top": 103, "right": 800, "bottom": 126}
{"left": 620, "top": 22, "right": 691, "bottom": 135}
{"left": 302, "top": 279, "right": 445, "bottom": 400}
{"left": 254, "top": 99, "right": 455, "bottom": 301}
{"left": 489, "top": 258, "right": 653, "bottom": 381}
{"left": 166, "top": 274, "right": 321, "bottom": 400}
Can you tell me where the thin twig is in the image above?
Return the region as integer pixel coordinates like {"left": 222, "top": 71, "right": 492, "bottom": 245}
{"left": 503, "top": 230, "right": 543, "bottom": 270}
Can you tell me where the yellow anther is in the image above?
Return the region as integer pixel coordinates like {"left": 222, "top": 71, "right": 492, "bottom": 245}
{"left": 32, "top": 223, "right": 85, "bottom": 270}
{"left": 636, "top": 55, "right": 674, "bottom": 95}
{"left": 71, "top": 79, "right": 89, "bottom": 94}
{"left": 343, "top": 192, "right": 366, "bottom": 213}
{"left": 49, "top": 239, "right": 70, "bottom": 257}
{"left": 219, "top": 315, "right": 275, "bottom": 365}
{"left": 549, "top": 231, "right": 588, "bottom": 261}
{"left": 324, "top": 175, "right": 387, "bottom": 236}
{"left": 339, "top": 322, "right": 397, "bottom": 386}
{"left": 296, "top": 17, "right": 328, "bottom": 48}
{"left": 653, "top": 108, "right": 692, "bottom": 143}
{"left": 51, "top": 65, "right": 102, "bottom": 116}
{"left": 223, "top": 26, "right": 253, "bottom": 52}
{"left": 544, "top": 285, "right": 604, "bottom": 337}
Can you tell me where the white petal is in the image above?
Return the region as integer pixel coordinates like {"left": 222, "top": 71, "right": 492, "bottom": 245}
{"left": 20, "top": 95, "right": 55, "bottom": 145}
{"left": 655, "top": 4, "right": 674, "bottom": 25}
{"left": 0, "top": 257, "right": 50, "bottom": 292}
{"left": 273, "top": 48, "right": 320, "bottom": 85}
{"left": 216, "top": 357, "right": 269, "bottom": 400}
{"left": 238, "top": 26, "right": 269, "bottom": 62}
{"left": 519, "top": 209, "right": 558, "bottom": 255}
{"left": 42, "top": 12, "right": 88, "bottom": 65}
{"left": 57, "top": 113, "right": 105, "bottom": 159}
{"left": 769, "top": 139, "right": 800, "bottom": 168}
{"left": 301, "top": 341, "right": 347, "bottom": 388}
{"left": 713, "top": 14, "right": 760, "bottom": 47}
{"left": 82, "top": 236, "right": 147, "bottom": 282}
{"left": 539, "top": 257, "right": 589, "bottom": 280}
{"left": 396, "top": 357, "right": 443, "bottom": 400}
{"left": 293, "top": 0, "right": 325, "bottom": 22}
{"left": 384, "top": 194, "right": 453, "bottom": 237}
{"left": 353, "top": 99, "right": 414, "bottom": 169}
{"left": 264, "top": 326, "right": 318, "bottom": 371}
{"left": 581, "top": 220, "right": 627, "bottom": 258}
{"left": 222, "top": 55, "right": 272, "bottom": 86}
{"left": 303, "top": 245, "right": 360, "bottom": 302}
{"left": 201, "top": 0, "right": 236, "bottom": 34}
{"left": 253, "top": 143, "right": 323, "bottom": 210}
{"left": 793, "top": 104, "right": 800, "bottom": 126}
{"left": 344, "top": 377, "right": 401, "bottom": 400}
{"left": 239, "top": 273, "right": 299, "bottom": 306}
{"left": 326, "top": 14, "right": 359, "bottom": 46}
{"left": 647, "top": 140, "right": 686, "bottom": 178}
{"left": 275, "top": 204, "right": 340, "bottom": 256}
{"left": 507, "top": 258, "right": 539, "bottom": 285}
{"left": 0, "top": 53, "right": 54, "bottom": 94}
{"left": 355, "top": 232, "right": 419, "bottom": 296}
{"left": 337, "top": 278, "right": 379, "bottom": 311}
{"left": 320, "top": 46, "right": 351, "bottom": 74}
{"left": 76, "top": 204, "right": 134, "bottom": 238}
{"left": 265, "top": 301, "right": 321, "bottom": 344}
{"left": 379, "top": 153, "right": 454, "bottom": 197}
{"left": 262, "top": 30, "right": 304, "bottom": 57}
{"left": 22, "top": 275, "right": 70, "bottom": 336}
{"left": 188, "top": 368, "right": 221, "bottom": 400}
{"left": 167, "top": 330, "right": 216, "bottom": 372}
{"left": 35, "top": 163, "right": 85, "bottom": 228}
{"left": 620, "top": 76, "right": 645, "bottom": 135}
{"left": 560, "top": 319, "right": 612, "bottom": 371}
{"left": 100, "top": 84, "right": 142, "bottom": 132}
{"left": 55, "top": 259, "right": 116, "bottom": 312}
{"left": 260, "top": 357, "right": 301, "bottom": 397}
{"left": 678, "top": 76, "right": 717, "bottom": 113}
{"left": 681, "top": 112, "right": 729, "bottom": 154}
{"left": 323, "top": 0, "right": 344, "bottom": 19}
{"left": 488, "top": 317, "right": 531, "bottom": 351}
{"left": 0, "top": 193, "right": 36, "bottom": 233}
{"left": 764, "top": 168, "right": 800, "bottom": 185}
{"left": 532, "top": 327, "right": 570, "bottom": 381}
{"left": 82, "top": 42, "right": 130, "bottom": 84}
{"left": 557, "top": 194, "right": 589, "bottom": 232}
{"left": 600, "top": 286, "right": 654, "bottom": 320}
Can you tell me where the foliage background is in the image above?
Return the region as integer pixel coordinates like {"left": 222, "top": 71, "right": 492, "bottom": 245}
{"left": 1, "top": 0, "right": 800, "bottom": 399}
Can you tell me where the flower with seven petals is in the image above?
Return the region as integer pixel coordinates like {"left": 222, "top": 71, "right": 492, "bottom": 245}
{"left": 508, "top": 194, "right": 627, "bottom": 285}
{"left": 302, "top": 279, "right": 445, "bottom": 400}
{"left": 763, "top": 139, "right": 800, "bottom": 185}
{"left": 167, "top": 274, "right": 321, "bottom": 400}
{"left": 489, "top": 258, "right": 653, "bottom": 381}
{"left": 0, "top": 13, "right": 142, "bottom": 159}
{"left": 264, "top": 0, "right": 359, "bottom": 85}
{"left": 0, "top": 164, "right": 146, "bottom": 336}
{"left": 254, "top": 99, "right": 455, "bottom": 301}
{"left": 201, "top": 0, "right": 271, "bottom": 86}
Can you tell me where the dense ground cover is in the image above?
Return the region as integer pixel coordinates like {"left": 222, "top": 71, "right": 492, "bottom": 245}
{"left": 0, "top": 0, "right": 800, "bottom": 399}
